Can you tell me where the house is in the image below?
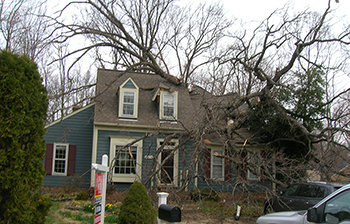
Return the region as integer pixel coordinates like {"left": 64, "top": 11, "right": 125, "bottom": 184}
{"left": 43, "top": 69, "right": 268, "bottom": 191}
{"left": 331, "top": 164, "right": 350, "bottom": 182}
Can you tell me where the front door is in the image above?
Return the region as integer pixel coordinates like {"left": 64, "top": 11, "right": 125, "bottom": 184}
{"left": 157, "top": 139, "right": 178, "bottom": 186}
{"left": 160, "top": 148, "right": 174, "bottom": 184}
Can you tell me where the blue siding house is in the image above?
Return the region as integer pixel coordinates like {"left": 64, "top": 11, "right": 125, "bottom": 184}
{"left": 43, "top": 104, "right": 94, "bottom": 188}
{"left": 43, "top": 69, "right": 267, "bottom": 191}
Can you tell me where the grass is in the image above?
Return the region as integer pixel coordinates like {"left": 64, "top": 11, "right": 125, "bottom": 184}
{"left": 45, "top": 201, "right": 65, "bottom": 224}
{"left": 43, "top": 192, "right": 264, "bottom": 223}
{"left": 44, "top": 201, "right": 119, "bottom": 224}
{"left": 197, "top": 199, "right": 264, "bottom": 219}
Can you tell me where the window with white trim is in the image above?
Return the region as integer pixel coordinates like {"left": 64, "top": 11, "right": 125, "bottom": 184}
{"left": 114, "top": 145, "right": 137, "bottom": 175}
{"left": 160, "top": 91, "right": 178, "bottom": 120}
{"left": 247, "top": 151, "right": 260, "bottom": 181}
{"left": 52, "top": 143, "right": 69, "bottom": 176}
{"left": 211, "top": 149, "right": 224, "bottom": 180}
{"left": 109, "top": 137, "right": 142, "bottom": 183}
{"left": 118, "top": 78, "right": 139, "bottom": 119}
{"left": 122, "top": 91, "right": 135, "bottom": 116}
{"left": 157, "top": 139, "right": 179, "bottom": 186}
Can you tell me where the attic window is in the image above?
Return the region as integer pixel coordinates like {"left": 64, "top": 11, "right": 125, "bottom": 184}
{"left": 122, "top": 91, "right": 135, "bottom": 116}
{"left": 163, "top": 94, "right": 175, "bottom": 117}
{"left": 160, "top": 91, "right": 178, "bottom": 120}
{"left": 118, "top": 78, "right": 139, "bottom": 119}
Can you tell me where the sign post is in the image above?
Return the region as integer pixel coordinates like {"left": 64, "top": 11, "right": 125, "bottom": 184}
{"left": 92, "top": 155, "right": 109, "bottom": 224}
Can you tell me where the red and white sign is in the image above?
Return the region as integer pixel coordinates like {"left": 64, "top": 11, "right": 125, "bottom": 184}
{"left": 95, "top": 173, "right": 103, "bottom": 197}
{"left": 94, "top": 213, "right": 101, "bottom": 224}
{"left": 92, "top": 155, "right": 108, "bottom": 224}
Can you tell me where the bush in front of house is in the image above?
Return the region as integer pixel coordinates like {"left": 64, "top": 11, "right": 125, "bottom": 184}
{"left": 30, "top": 193, "right": 52, "bottom": 224}
{"left": 117, "top": 182, "right": 157, "bottom": 224}
{"left": 0, "top": 51, "right": 48, "bottom": 223}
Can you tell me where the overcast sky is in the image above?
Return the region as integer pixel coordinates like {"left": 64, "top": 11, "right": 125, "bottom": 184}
{"left": 177, "top": 0, "right": 350, "bottom": 88}
{"left": 185, "top": 0, "right": 350, "bottom": 24}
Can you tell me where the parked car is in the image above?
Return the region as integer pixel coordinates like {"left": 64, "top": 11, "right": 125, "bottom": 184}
{"left": 256, "top": 183, "right": 350, "bottom": 224}
{"left": 264, "top": 181, "right": 346, "bottom": 214}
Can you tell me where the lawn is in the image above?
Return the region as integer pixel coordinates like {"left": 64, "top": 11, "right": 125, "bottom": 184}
{"left": 42, "top": 189, "right": 264, "bottom": 224}
{"left": 45, "top": 201, "right": 119, "bottom": 224}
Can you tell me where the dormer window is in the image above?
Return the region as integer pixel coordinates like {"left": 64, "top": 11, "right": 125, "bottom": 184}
{"left": 122, "top": 91, "right": 135, "bottom": 116}
{"left": 160, "top": 91, "right": 178, "bottom": 120}
{"left": 119, "top": 78, "right": 139, "bottom": 119}
{"left": 163, "top": 93, "right": 175, "bottom": 117}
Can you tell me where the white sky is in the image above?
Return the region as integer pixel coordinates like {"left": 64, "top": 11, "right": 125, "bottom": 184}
{"left": 206, "top": 0, "right": 349, "bottom": 23}
{"left": 220, "top": 0, "right": 349, "bottom": 21}
{"left": 179, "top": 0, "right": 350, "bottom": 90}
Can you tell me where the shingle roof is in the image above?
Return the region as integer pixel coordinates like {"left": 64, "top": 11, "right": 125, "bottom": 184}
{"left": 95, "top": 69, "right": 195, "bottom": 130}
{"left": 95, "top": 69, "right": 260, "bottom": 146}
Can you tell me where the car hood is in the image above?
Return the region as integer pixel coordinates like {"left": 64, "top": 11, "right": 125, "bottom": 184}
{"left": 256, "top": 211, "right": 307, "bottom": 224}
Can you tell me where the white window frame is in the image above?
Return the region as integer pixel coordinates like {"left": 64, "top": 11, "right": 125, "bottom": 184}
{"left": 118, "top": 78, "right": 139, "bottom": 119}
{"left": 109, "top": 137, "right": 143, "bottom": 183}
{"left": 247, "top": 151, "right": 260, "bottom": 181}
{"left": 159, "top": 91, "right": 178, "bottom": 120}
{"left": 157, "top": 139, "right": 179, "bottom": 186}
{"left": 121, "top": 91, "right": 135, "bottom": 116}
{"left": 211, "top": 148, "right": 224, "bottom": 181}
{"left": 52, "top": 143, "right": 69, "bottom": 176}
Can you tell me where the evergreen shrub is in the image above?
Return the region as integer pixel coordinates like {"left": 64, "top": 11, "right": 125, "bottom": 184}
{"left": 117, "top": 182, "right": 157, "bottom": 224}
{"left": 0, "top": 51, "right": 48, "bottom": 223}
{"left": 30, "top": 193, "right": 52, "bottom": 224}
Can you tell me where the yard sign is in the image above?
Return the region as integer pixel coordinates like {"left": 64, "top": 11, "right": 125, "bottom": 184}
{"left": 92, "top": 155, "right": 109, "bottom": 224}
{"left": 94, "top": 173, "right": 103, "bottom": 224}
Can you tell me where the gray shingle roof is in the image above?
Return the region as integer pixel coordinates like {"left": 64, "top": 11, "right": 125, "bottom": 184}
{"left": 95, "top": 69, "right": 260, "bottom": 146}
{"left": 95, "top": 69, "right": 195, "bottom": 130}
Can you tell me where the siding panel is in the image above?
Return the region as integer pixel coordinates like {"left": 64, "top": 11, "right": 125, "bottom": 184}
{"left": 43, "top": 105, "right": 95, "bottom": 188}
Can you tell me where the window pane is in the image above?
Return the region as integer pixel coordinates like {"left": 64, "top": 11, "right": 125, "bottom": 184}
{"left": 123, "top": 92, "right": 134, "bottom": 103}
{"left": 283, "top": 184, "right": 299, "bottom": 196}
{"left": 122, "top": 92, "right": 134, "bottom": 115}
{"left": 163, "top": 94, "right": 175, "bottom": 117}
{"left": 114, "top": 146, "right": 137, "bottom": 175}
{"left": 54, "top": 160, "right": 66, "bottom": 173}
{"left": 324, "top": 189, "right": 350, "bottom": 223}
{"left": 212, "top": 150, "right": 223, "bottom": 179}
{"left": 55, "top": 145, "right": 66, "bottom": 159}
{"left": 212, "top": 165, "right": 223, "bottom": 179}
{"left": 123, "top": 104, "right": 134, "bottom": 115}
{"left": 297, "top": 184, "right": 315, "bottom": 197}
{"left": 163, "top": 94, "right": 174, "bottom": 106}
{"left": 315, "top": 186, "right": 326, "bottom": 198}
{"left": 159, "top": 142, "right": 175, "bottom": 184}
{"left": 212, "top": 153, "right": 223, "bottom": 165}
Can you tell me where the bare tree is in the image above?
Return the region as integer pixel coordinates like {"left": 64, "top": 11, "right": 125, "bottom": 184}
{"left": 0, "top": 0, "right": 50, "bottom": 61}
{"left": 49, "top": 0, "right": 231, "bottom": 85}
{"left": 48, "top": 0, "right": 350, "bottom": 201}
{"left": 211, "top": 0, "right": 350, "bottom": 182}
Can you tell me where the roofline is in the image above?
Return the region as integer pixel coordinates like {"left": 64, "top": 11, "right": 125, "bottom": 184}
{"left": 94, "top": 121, "right": 185, "bottom": 132}
{"left": 97, "top": 68, "right": 156, "bottom": 76}
{"left": 45, "top": 103, "right": 95, "bottom": 128}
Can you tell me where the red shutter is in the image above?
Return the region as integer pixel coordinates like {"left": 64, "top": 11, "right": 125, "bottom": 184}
{"left": 45, "top": 144, "right": 54, "bottom": 175}
{"left": 67, "top": 145, "right": 76, "bottom": 176}
{"left": 203, "top": 149, "right": 211, "bottom": 178}
{"left": 224, "top": 150, "right": 232, "bottom": 181}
